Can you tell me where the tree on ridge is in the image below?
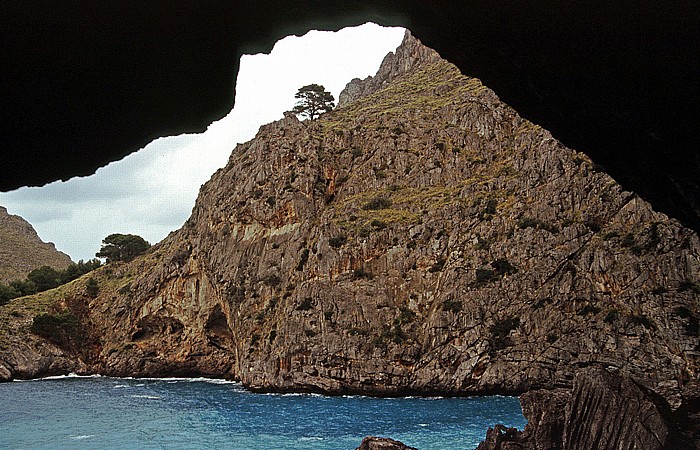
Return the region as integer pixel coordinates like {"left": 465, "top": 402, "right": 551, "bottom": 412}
{"left": 96, "top": 233, "right": 151, "bottom": 263}
{"left": 291, "top": 84, "right": 335, "bottom": 120}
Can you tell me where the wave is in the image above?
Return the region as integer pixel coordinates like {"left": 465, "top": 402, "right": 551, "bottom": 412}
{"left": 24, "top": 373, "right": 104, "bottom": 382}
{"left": 131, "top": 376, "right": 241, "bottom": 386}
{"left": 299, "top": 436, "right": 324, "bottom": 441}
{"left": 129, "top": 394, "right": 161, "bottom": 400}
{"left": 69, "top": 435, "right": 95, "bottom": 440}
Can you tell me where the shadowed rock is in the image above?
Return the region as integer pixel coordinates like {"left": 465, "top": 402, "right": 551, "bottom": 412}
{"left": 357, "top": 436, "right": 417, "bottom": 450}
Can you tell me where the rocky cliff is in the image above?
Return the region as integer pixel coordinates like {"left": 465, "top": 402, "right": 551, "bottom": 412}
{"left": 0, "top": 206, "right": 72, "bottom": 283}
{"left": 1, "top": 30, "right": 699, "bottom": 442}
{"left": 477, "top": 367, "right": 697, "bottom": 449}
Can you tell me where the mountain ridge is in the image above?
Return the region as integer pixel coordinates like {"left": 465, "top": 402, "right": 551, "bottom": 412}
{"left": 0, "top": 206, "right": 72, "bottom": 284}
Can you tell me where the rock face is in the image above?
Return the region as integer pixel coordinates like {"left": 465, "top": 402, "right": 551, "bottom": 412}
{"left": 0, "top": 206, "right": 72, "bottom": 283}
{"left": 356, "top": 436, "right": 417, "bottom": 450}
{"left": 478, "top": 367, "right": 696, "bottom": 449}
{"left": 1, "top": 29, "right": 699, "bottom": 433}
{"left": 338, "top": 31, "right": 441, "bottom": 108}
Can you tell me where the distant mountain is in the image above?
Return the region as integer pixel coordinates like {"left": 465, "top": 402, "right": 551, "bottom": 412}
{"left": 0, "top": 206, "right": 72, "bottom": 283}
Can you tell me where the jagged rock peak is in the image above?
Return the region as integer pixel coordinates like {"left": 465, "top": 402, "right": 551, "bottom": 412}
{"left": 338, "top": 30, "right": 441, "bottom": 107}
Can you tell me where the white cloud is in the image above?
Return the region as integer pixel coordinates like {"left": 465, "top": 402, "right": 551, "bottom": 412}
{"left": 0, "top": 23, "right": 405, "bottom": 261}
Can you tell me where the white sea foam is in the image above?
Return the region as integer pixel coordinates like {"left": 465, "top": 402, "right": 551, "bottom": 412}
{"left": 137, "top": 376, "right": 240, "bottom": 385}
{"left": 299, "top": 436, "right": 324, "bottom": 441}
{"left": 69, "top": 435, "right": 95, "bottom": 440}
{"left": 129, "top": 394, "right": 161, "bottom": 400}
{"left": 35, "top": 373, "right": 103, "bottom": 381}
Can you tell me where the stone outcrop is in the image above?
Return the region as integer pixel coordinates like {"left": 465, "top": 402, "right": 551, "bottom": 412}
{"left": 356, "top": 436, "right": 416, "bottom": 450}
{"left": 1, "top": 29, "right": 699, "bottom": 443}
{"left": 478, "top": 367, "right": 696, "bottom": 449}
{"left": 338, "top": 30, "right": 441, "bottom": 108}
{"left": 0, "top": 206, "right": 72, "bottom": 283}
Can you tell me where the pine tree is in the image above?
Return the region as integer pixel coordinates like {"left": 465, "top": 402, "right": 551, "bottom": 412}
{"left": 291, "top": 84, "right": 335, "bottom": 120}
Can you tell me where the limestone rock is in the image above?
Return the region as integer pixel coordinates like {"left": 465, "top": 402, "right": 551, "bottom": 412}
{"left": 356, "top": 436, "right": 417, "bottom": 450}
{"left": 564, "top": 367, "right": 694, "bottom": 449}
{"left": 478, "top": 368, "right": 697, "bottom": 449}
{"left": 338, "top": 30, "right": 440, "bottom": 107}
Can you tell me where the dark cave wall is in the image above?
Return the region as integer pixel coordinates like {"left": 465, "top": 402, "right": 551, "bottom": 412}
{"left": 1, "top": 0, "right": 698, "bottom": 230}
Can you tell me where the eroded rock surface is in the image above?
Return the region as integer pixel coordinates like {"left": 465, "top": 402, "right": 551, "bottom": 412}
{"left": 478, "top": 367, "right": 697, "bottom": 449}
{"left": 356, "top": 436, "right": 417, "bottom": 450}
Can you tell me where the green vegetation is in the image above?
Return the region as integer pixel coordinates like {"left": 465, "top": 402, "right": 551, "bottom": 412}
{"left": 675, "top": 306, "right": 692, "bottom": 318}
{"left": 85, "top": 277, "right": 99, "bottom": 298}
{"left": 0, "top": 284, "right": 19, "bottom": 306}
{"left": 30, "top": 311, "right": 80, "bottom": 346}
{"left": 491, "top": 259, "right": 517, "bottom": 275}
{"left": 353, "top": 268, "right": 374, "bottom": 280}
{"left": 291, "top": 84, "right": 335, "bottom": 121}
{"left": 478, "top": 199, "right": 498, "bottom": 221}
{"left": 621, "top": 233, "right": 636, "bottom": 248}
{"left": 96, "top": 234, "right": 151, "bottom": 263}
{"left": 0, "top": 259, "right": 102, "bottom": 305}
{"left": 329, "top": 235, "right": 347, "bottom": 248}
{"left": 362, "top": 196, "right": 392, "bottom": 210}
{"left": 373, "top": 322, "right": 408, "bottom": 349}
{"left": 603, "top": 231, "right": 620, "bottom": 241}
{"left": 476, "top": 268, "right": 497, "bottom": 284}
{"left": 370, "top": 219, "right": 387, "bottom": 229}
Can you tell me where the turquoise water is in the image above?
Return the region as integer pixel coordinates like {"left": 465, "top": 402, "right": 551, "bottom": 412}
{"left": 0, "top": 375, "right": 526, "bottom": 449}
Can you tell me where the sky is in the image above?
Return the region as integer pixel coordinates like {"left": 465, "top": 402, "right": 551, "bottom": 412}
{"left": 0, "top": 23, "right": 406, "bottom": 262}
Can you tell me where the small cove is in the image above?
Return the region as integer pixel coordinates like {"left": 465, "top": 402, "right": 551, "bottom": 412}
{"left": 0, "top": 375, "right": 526, "bottom": 449}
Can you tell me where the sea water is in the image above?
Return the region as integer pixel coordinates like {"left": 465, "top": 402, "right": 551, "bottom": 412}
{"left": 0, "top": 375, "right": 526, "bottom": 449}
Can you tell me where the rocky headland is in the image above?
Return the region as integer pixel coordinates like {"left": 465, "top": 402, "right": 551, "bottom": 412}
{"left": 0, "top": 31, "right": 698, "bottom": 446}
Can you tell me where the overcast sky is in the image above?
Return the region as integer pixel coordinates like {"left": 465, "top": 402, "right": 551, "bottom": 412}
{"left": 0, "top": 23, "right": 405, "bottom": 262}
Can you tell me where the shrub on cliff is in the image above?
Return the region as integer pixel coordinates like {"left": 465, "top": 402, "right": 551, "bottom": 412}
{"left": 26, "top": 265, "right": 61, "bottom": 292}
{"left": 31, "top": 311, "right": 80, "bottom": 346}
{"left": 0, "top": 284, "right": 20, "bottom": 306}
